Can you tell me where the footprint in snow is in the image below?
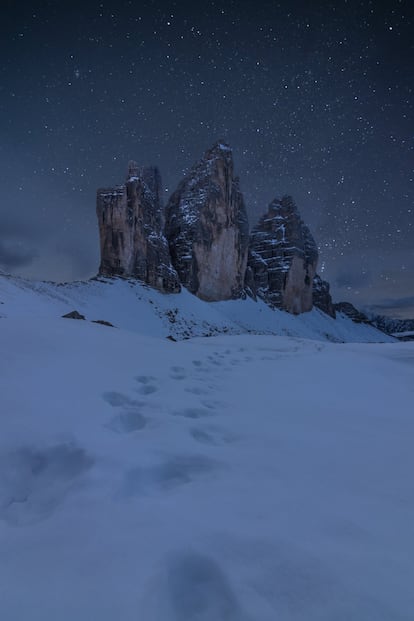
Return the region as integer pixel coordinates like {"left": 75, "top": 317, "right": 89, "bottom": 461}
{"left": 190, "top": 427, "right": 236, "bottom": 446}
{"left": 106, "top": 410, "right": 147, "bottom": 433}
{"left": 170, "top": 366, "right": 187, "bottom": 380}
{"left": 166, "top": 551, "right": 244, "bottom": 621}
{"left": 102, "top": 391, "right": 142, "bottom": 408}
{"left": 123, "top": 454, "right": 216, "bottom": 495}
{"left": 102, "top": 391, "right": 148, "bottom": 433}
{"left": 135, "top": 375, "right": 158, "bottom": 395}
{"left": 200, "top": 398, "right": 226, "bottom": 411}
{"left": 0, "top": 443, "right": 94, "bottom": 526}
{"left": 184, "top": 385, "right": 210, "bottom": 396}
{"left": 141, "top": 551, "right": 247, "bottom": 620}
{"left": 207, "top": 355, "right": 223, "bottom": 367}
{"left": 171, "top": 407, "right": 212, "bottom": 419}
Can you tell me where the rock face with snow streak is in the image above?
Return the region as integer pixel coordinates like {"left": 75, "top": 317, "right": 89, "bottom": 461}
{"left": 165, "top": 142, "right": 249, "bottom": 301}
{"left": 247, "top": 196, "right": 318, "bottom": 314}
{"left": 313, "top": 275, "right": 336, "bottom": 318}
{"left": 96, "top": 162, "right": 180, "bottom": 293}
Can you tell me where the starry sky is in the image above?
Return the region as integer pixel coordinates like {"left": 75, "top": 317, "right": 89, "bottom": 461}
{"left": 1, "top": 0, "right": 413, "bottom": 317}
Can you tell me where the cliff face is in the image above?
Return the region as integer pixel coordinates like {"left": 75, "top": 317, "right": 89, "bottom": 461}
{"left": 313, "top": 275, "right": 336, "bottom": 318}
{"left": 96, "top": 162, "right": 180, "bottom": 293}
{"left": 165, "top": 142, "right": 249, "bottom": 301}
{"left": 247, "top": 196, "right": 318, "bottom": 314}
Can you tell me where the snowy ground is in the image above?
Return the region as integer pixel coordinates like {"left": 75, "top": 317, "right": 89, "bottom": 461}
{"left": 1, "top": 306, "right": 413, "bottom": 619}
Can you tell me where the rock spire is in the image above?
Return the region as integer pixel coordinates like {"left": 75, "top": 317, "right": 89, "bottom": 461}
{"left": 165, "top": 142, "right": 249, "bottom": 301}
{"left": 96, "top": 164, "right": 180, "bottom": 293}
{"left": 247, "top": 196, "right": 318, "bottom": 314}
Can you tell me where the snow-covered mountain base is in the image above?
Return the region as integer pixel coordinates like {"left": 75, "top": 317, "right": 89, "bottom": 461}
{"left": 0, "top": 273, "right": 393, "bottom": 343}
{"left": 1, "top": 274, "right": 412, "bottom": 620}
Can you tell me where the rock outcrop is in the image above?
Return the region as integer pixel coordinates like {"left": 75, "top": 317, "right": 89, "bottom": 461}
{"left": 247, "top": 196, "right": 318, "bottom": 314}
{"left": 368, "top": 314, "right": 414, "bottom": 337}
{"left": 313, "top": 275, "right": 336, "bottom": 318}
{"left": 62, "top": 310, "right": 85, "bottom": 320}
{"left": 96, "top": 163, "right": 180, "bottom": 293}
{"left": 165, "top": 142, "right": 249, "bottom": 301}
{"left": 334, "top": 302, "right": 371, "bottom": 324}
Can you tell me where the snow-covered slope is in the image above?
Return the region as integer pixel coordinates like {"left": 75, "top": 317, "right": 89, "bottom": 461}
{"left": 0, "top": 311, "right": 413, "bottom": 620}
{"left": 0, "top": 273, "right": 393, "bottom": 343}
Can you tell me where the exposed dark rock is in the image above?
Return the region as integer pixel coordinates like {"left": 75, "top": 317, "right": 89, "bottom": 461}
{"left": 391, "top": 332, "right": 414, "bottom": 341}
{"left": 247, "top": 196, "right": 318, "bottom": 314}
{"left": 96, "top": 162, "right": 180, "bottom": 293}
{"left": 367, "top": 313, "right": 414, "bottom": 336}
{"left": 165, "top": 142, "right": 249, "bottom": 301}
{"left": 334, "top": 302, "right": 371, "bottom": 324}
{"left": 313, "top": 275, "right": 336, "bottom": 318}
{"left": 91, "top": 319, "right": 115, "bottom": 327}
{"left": 62, "top": 310, "right": 85, "bottom": 320}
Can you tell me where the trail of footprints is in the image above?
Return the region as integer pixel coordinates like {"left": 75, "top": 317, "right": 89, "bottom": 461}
{"left": 0, "top": 343, "right": 325, "bottom": 525}
{"left": 100, "top": 348, "right": 249, "bottom": 496}
{"left": 103, "top": 349, "right": 234, "bottom": 439}
{"left": 101, "top": 343, "right": 323, "bottom": 497}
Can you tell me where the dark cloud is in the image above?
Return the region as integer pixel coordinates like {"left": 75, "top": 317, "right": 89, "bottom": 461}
{"left": 366, "top": 296, "right": 414, "bottom": 319}
{"left": 0, "top": 240, "right": 37, "bottom": 269}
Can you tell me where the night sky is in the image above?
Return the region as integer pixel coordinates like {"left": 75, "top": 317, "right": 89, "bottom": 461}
{"left": 1, "top": 0, "right": 413, "bottom": 317}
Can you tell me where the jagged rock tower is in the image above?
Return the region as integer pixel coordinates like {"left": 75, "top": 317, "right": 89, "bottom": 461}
{"left": 165, "top": 142, "right": 249, "bottom": 301}
{"left": 247, "top": 196, "right": 318, "bottom": 314}
{"left": 96, "top": 162, "right": 180, "bottom": 293}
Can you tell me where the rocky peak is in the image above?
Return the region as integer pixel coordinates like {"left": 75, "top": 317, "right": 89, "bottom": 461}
{"left": 96, "top": 163, "right": 180, "bottom": 293}
{"left": 247, "top": 196, "right": 318, "bottom": 314}
{"left": 165, "top": 142, "right": 249, "bottom": 301}
{"left": 127, "top": 164, "right": 163, "bottom": 214}
{"left": 127, "top": 160, "right": 140, "bottom": 179}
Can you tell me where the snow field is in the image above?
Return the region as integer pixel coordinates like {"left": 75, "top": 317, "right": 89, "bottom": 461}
{"left": 0, "top": 315, "right": 413, "bottom": 620}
